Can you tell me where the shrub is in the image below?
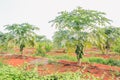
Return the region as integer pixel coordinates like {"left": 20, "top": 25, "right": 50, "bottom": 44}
{"left": 0, "top": 65, "right": 40, "bottom": 80}
{"left": 35, "top": 43, "right": 46, "bottom": 57}
{"left": 45, "top": 44, "right": 52, "bottom": 52}
{"left": 112, "top": 38, "right": 120, "bottom": 53}
{"left": 107, "top": 59, "right": 120, "bottom": 66}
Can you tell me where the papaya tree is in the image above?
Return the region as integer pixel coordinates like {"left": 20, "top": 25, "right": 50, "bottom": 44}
{"left": 50, "top": 7, "right": 111, "bottom": 65}
{"left": 111, "top": 27, "right": 120, "bottom": 53}
{"left": 104, "top": 27, "right": 116, "bottom": 54}
{"left": 0, "top": 32, "right": 14, "bottom": 52}
{"left": 89, "top": 26, "right": 120, "bottom": 54}
{"left": 4, "top": 23, "right": 39, "bottom": 54}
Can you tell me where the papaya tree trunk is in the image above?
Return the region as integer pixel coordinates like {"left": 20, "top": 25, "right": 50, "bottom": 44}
{"left": 105, "top": 49, "right": 109, "bottom": 54}
{"left": 77, "top": 58, "right": 81, "bottom": 66}
{"left": 20, "top": 44, "right": 25, "bottom": 54}
{"left": 75, "top": 43, "right": 84, "bottom": 66}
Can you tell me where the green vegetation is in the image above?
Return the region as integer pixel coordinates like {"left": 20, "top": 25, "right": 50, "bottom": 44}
{"left": 89, "top": 27, "right": 120, "bottom": 54}
{"left": 82, "top": 57, "right": 120, "bottom": 67}
{"left": 35, "top": 35, "right": 53, "bottom": 56}
{"left": 0, "top": 23, "right": 53, "bottom": 55}
{"left": 0, "top": 6, "right": 120, "bottom": 62}
{"left": 46, "top": 54, "right": 120, "bottom": 67}
{"left": 112, "top": 37, "right": 120, "bottom": 53}
{"left": 4, "top": 23, "right": 39, "bottom": 54}
{"left": 0, "top": 62, "right": 101, "bottom": 80}
{"left": 40, "top": 72, "right": 101, "bottom": 80}
{"left": 0, "top": 6, "right": 120, "bottom": 80}
{"left": 46, "top": 54, "right": 77, "bottom": 61}
{"left": 35, "top": 43, "right": 46, "bottom": 57}
{"left": 0, "top": 63, "right": 40, "bottom": 80}
{"left": 0, "top": 32, "right": 14, "bottom": 53}
{"left": 50, "top": 7, "right": 111, "bottom": 65}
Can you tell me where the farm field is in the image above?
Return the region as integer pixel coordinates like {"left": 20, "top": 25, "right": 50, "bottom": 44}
{"left": 0, "top": 48, "right": 120, "bottom": 80}
{"left": 0, "top": 1, "right": 120, "bottom": 80}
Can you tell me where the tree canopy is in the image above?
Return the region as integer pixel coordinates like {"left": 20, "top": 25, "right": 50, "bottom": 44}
{"left": 4, "top": 23, "right": 39, "bottom": 54}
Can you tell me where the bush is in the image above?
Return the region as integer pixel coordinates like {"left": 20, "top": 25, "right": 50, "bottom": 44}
{"left": 45, "top": 44, "right": 52, "bottom": 52}
{"left": 107, "top": 59, "right": 120, "bottom": 66}
{"left": 112, "top": 47, "right": 120, "bottom": 54}
{"left": 0, "top": 64, "right": 40, "bottom": 80}
{"left": 35, "top": 43, "right": 46, "bottom": 57}
{"left": 112, "top": 38, "right": 120, "bottom": 53}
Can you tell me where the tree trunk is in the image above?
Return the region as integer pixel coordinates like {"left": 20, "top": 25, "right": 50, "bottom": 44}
{"left": 105, "top": 49, "right": 109, "bottom": 54}
{"left": 77, "top": 58, "right": 81, "bottom": 66}
{"left": 20, "top": 44, "right": 25, "bottom": 54}
{"left": 20, "top": 44, "right": 25, "bottom": 59}
{"left": 20, "top": 47, "right": 23, "bottom": 54}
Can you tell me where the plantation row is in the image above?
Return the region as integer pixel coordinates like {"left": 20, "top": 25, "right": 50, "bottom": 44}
{"left": 0, "top": 23, "right": 53, "bottom": 55}
{"left": 0, "top": 7, "right": 120, "bottom": 80}
{"left": 0, "top": 7, "right": 120, "bottom": 66}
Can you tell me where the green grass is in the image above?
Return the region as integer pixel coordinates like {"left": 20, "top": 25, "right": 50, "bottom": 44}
{"left": 82, "top": 57, "right": 120, "bottom": 67}
{"left": 46, "top": 54, "right": 77, "bottom": 61}
{"left": 45, "top": 53, "right": 120, "bottom": 67}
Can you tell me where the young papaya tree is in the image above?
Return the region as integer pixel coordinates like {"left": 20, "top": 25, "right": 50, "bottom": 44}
{"left": 50, "top": 7, "right": 111, "bottom": 66}
{"left": 4, "top": 23, "right": 39, "bottom": 54}
{"left": 35, "top": 35, "right": 53, "bottom": 56}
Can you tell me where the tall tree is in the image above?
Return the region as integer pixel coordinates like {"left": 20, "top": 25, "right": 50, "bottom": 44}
{"left": 50, "top": 7, "right": 111, "bottom": 65}
{"left": 4, "top": 23, "right": 39, "bottom": 54}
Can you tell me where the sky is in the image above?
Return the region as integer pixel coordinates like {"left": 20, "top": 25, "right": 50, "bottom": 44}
{"left": 0, "top": 0, "right": 120, "bottom": 40}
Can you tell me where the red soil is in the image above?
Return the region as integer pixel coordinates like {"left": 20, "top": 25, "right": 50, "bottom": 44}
{"left": 0, "top": 47, "right": 120, "bottom": 80}
{"left": 0, "top": 55, "right": 120, "bottom": 80}
{"left": 5, "top": 58, "right": 35, "bottom": 66}
{"left": 0, "top": 55, "right": 37, "bottom": 66}
{"left": 58, "top": 60, "right": 120, "bottom": 80}
{"left": 30, "top": 60, "right": 120, "bottom": 80}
